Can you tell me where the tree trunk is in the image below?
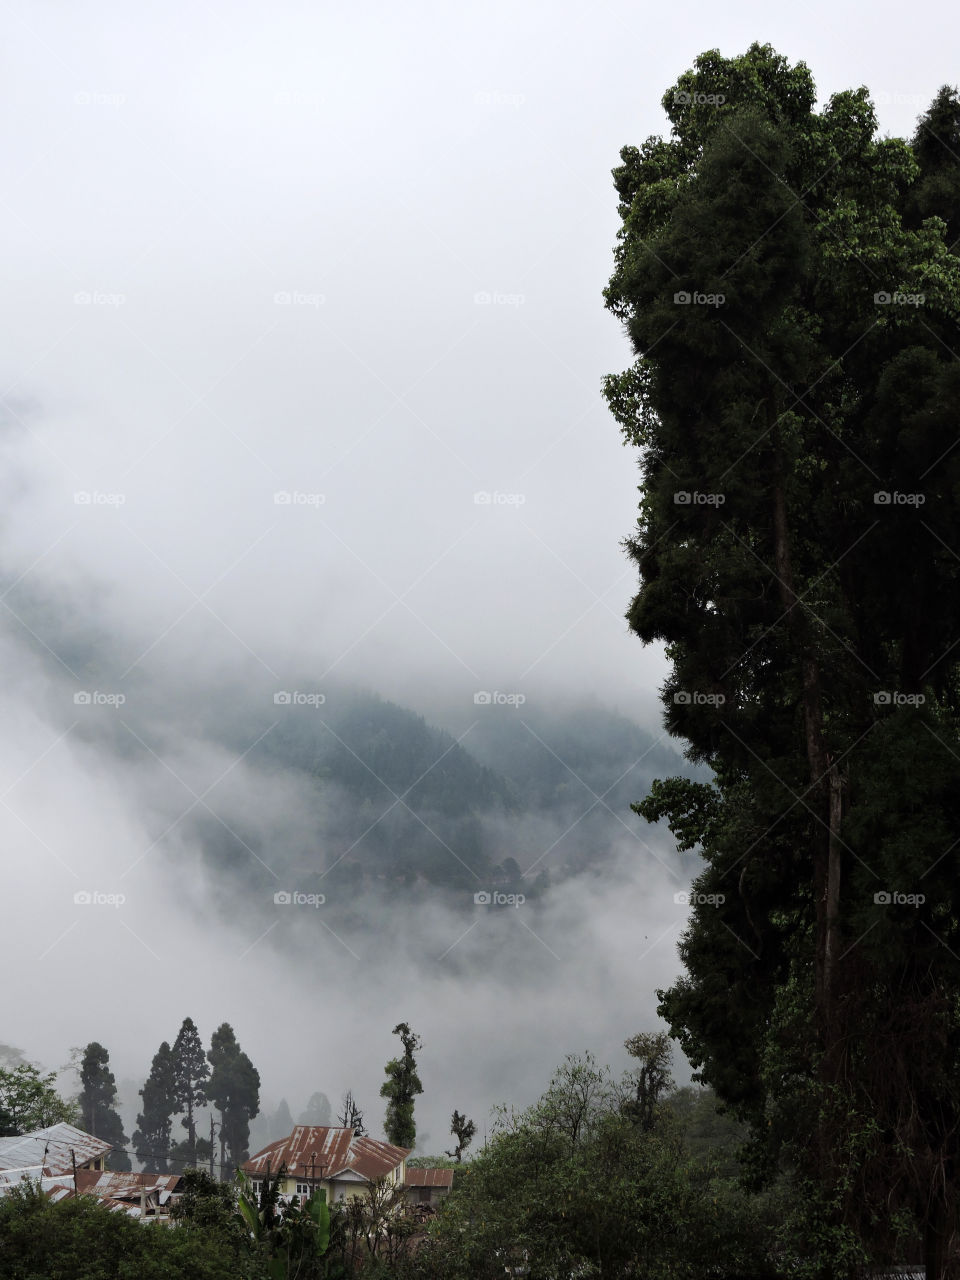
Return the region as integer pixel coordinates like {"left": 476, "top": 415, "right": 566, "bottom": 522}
{"left": 769, "top": 413, "right": 845, "bottom": 1192}
{"left": 924, "top": 1185, "right": 950, "bottom": 1280}
{"left": 770, "top": 421, "right": 840, "bottom": 1036}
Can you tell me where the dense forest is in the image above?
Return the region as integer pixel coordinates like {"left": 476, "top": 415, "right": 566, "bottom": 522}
{"left": 188, "top": 688, "right": 697, "bottom": 899}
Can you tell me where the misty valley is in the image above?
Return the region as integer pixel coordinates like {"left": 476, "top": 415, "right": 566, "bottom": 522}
{"left": 3, "top": 12, "right": 960, "bottom": 1280}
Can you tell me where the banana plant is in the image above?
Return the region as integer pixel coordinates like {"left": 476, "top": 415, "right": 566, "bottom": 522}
{"left": 234, "top": 1165, "right": 330, "bottom": 1279}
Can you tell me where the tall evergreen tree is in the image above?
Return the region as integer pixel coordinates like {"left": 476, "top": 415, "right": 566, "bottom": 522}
{"left": 132, "top": 1041, "right": 177, "bottom": 1173}
{"left": 904, "top": 85, "right": 960, "bottom": 247}
{"left": 273, "top": 1097, "right": 294, "bottom": 1137}
{"left": 604, "top": 42, "right": 960, "bottom": 1276}
{"left": 78, "top": 1043, "right": 131, "bottom": 1171}
{"left": 380, "top": 1022, "right": 422, "bottom": 1149}
{"left": 297, "top": 1092, "right": 331, "bottom": 1127}
{"left": 172, "top": 1018, "right": 209, "bottom": 1168}
{"left": 205, "top": 1022, "right": 260, "bottom": 1173}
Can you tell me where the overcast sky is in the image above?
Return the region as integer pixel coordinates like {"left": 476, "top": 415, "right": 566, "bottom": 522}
{"left": 2, "top": 0, "right": 957, "bottom": 1154}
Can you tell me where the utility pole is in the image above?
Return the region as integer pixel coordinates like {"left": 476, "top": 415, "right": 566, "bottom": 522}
{"left": 209, "top": 1114, "right": 216, "bottom": 1180}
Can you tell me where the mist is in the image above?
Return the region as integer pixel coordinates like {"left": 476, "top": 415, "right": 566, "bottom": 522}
{"left": 2, "top": 0, "right": 955, "bottom": 1158}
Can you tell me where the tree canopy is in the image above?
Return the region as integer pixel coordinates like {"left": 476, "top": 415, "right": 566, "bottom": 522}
{"left": 380, "top": 1022, "right": 423, "bottom": 1149}
{"left": 605, "top": 40, "right": 960, "bottom": 1276}
{"left": 133, "top": 1040, "right": 177, "bottom": 1174}
{"left": 172, "top": 1016, "right": 210, "bottom": 1167}
{"left": 206, "top": 1021, "right": 261, "bottom": 1172}
{"left": 77, "top": 1043, "right": 130, "bottom": 1171}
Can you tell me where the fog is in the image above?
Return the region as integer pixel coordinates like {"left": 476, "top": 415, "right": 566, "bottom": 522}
{"left": 1, "top": 0, "right": 955, "bottom": 1155}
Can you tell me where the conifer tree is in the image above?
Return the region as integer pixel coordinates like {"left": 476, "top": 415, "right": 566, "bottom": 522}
{"left": 133, "top": 1041, "right": 177, "bottom": 1173}
{"left": 206, "top": 1022, "right": 260, "bottom": 1172}
{"left": 78, "top": 1042, "right": 131, "bottom": 1171}
{"left": 605, "top": 42, "right": 960, "bottom": 1274}
{"left": 172, "top": 1018, "right": 209, "bottom": 1167}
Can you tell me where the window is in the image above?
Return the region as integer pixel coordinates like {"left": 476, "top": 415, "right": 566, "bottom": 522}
{"left": 296, "top": 1182, "right": 313, "bottom": 1198}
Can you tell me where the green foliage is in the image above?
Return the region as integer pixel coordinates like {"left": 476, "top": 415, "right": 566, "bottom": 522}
{"left": 172, "top": 1017, "right": 209, "bottom": 1164}
{"left": 77, "top": 1043, "right": 130, "bottom": 1171}
{"left": 207, "top": 1022, "right": 261, "bottom": 1170}
{"left": 0, "top": 1180, "right": 239, "bottom": 1279}
{"left": 168, "top": 1134, "right": 214, "bottom": 1175}
{"left": 234, "top": 1167, "right": 331, "bottom": 1280}
{"left": 605, "top": 39, "right": 960, "bottom": 1272}
{"left": 621, "top": 1031, "right": 673, "bottom": 1130}
{"left": 133, "top": 1041, "right": 177, "bottom": 1173}
{"left": 380, "top": 1024, "right": 423, "bottom": 1149}
{"left": 412, "top": 1056, "right": 782, "bottom": 1280}
{"left": 0, "top": 1063, "right": 78, "bottom": 1135}
{"left": 171, "top": 1167, "right": 252, "bottom": 1262}
{"left": 445, "top": 1110, "right": 476, "bottom": 1162}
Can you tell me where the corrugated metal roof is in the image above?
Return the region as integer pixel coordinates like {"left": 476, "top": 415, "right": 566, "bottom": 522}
{"left": 0, "top": 1164, "right": 46, "bottom": 1186}
{"left": 346, "top": 1134, "right": 412, "bottom": 1181}
{"left": 0, "top": 1124, "right": 112, "bottom": 1175}
{"left": 75, "top": 1170, "right": 182, "bottom": 1203}
{"left": 405, "top": 1167, "right": 454, "bottom": 1188}
{"left": 242, "top": 1126, "right": 410, "bottom": 1182}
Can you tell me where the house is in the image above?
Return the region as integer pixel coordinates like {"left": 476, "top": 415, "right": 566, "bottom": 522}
{"left": 242, "top": 1125, "right": 410, "bottom": 1206}
{"left": 0, "top": 1123, "right": 112, "bottom": 1179}
{"left": 0, "top": 1124, "right": 181, "bottom": 1220}
{"left": 404, "top": 1166, "right": 453, "bottom": 1206}
{"left": 69, "top": 1169, "right": 183, "bottom": 1219}
{"left": 27, "top": 1169, "right": 183, "bottom": 1220}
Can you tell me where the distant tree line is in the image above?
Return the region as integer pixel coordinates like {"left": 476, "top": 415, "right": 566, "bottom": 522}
{"left": 2, "top": 1016, "right": 481, "bottom": 1187}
